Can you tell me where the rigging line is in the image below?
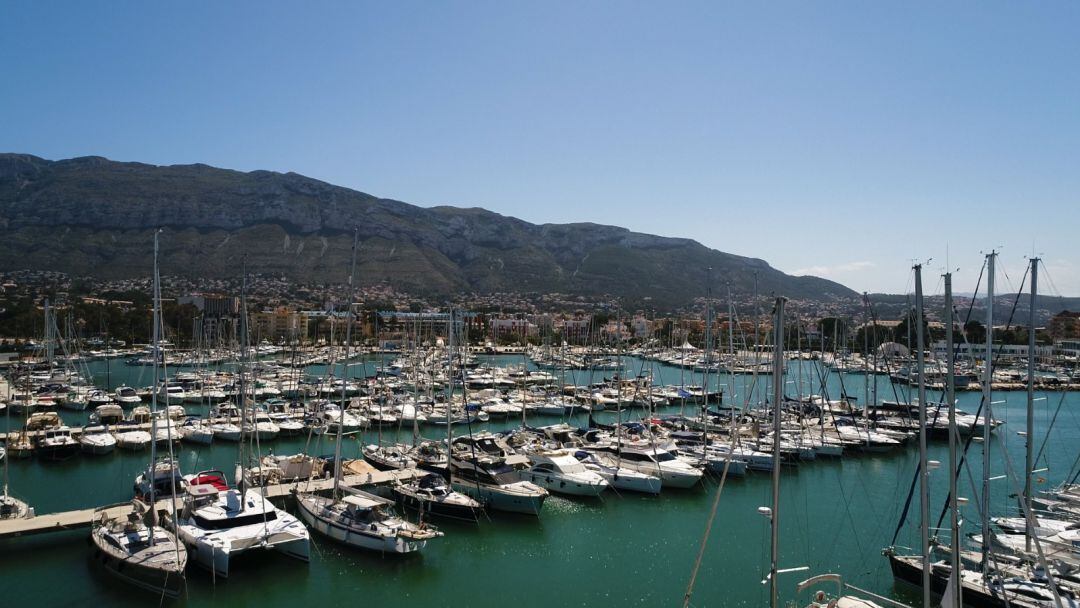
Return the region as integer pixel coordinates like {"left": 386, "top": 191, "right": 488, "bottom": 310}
{"left": 1033, "top": 389, "right": 1069, "bottom": 469}
{"left": 681, "top": 422, "right": 737, "bottom": 608}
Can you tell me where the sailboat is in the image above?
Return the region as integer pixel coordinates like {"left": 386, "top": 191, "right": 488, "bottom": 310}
{"left": 90, "top": 230, "right": 188, "bottom": 598}
{"left": 168, "top": 263, "right": 310, "bottom": 578}
{"left": 296, "top": 230, "right": 442, "bottom": 554}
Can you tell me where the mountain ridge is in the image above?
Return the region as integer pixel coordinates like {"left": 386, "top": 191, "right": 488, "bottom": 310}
{"left": 0, "top": 153, "right": 857, "bottom": 306}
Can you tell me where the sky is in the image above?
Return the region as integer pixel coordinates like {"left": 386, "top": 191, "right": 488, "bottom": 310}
{"left": 2, "top": 2, "right": 1078, "bottom": 296}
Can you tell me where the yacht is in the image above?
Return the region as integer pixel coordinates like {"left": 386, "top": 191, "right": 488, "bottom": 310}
{"left": 36, "top": 426, "right": 80, "bottom": 461}
{"left": 519, "top": 450, "right": 609, "bottom": 497}
{"left": 113, "top": 385, "right": 143, "bottom": 407}
{"left": 296, "top": 490, "right": 442, "bottom": 554}
{"left": 112, "top": 424, "right": 153, "bottom": 451}
{"left": 242, "top": 410, "right": 280, "bottom": 441}
{"left": 584, "top": 443, "right": 703, "bottom": 488}
{"left": 90, "top": 403, "right": 124, "bottom": 426}
{"left": 79, "top": 427, "right": 118, "bottom": 455}
{"left": 449, "top": 455, "right": 548, "bottom": 515}
{"left": 572, "top": 450, "right": 662, "bottom": 494}
{"left": 169, "top": 471, "right": 310, "bottom": 578}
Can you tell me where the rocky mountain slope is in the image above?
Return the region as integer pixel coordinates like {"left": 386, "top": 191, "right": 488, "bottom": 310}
{"left": 0, "top": 153, "right": 856, "bottom": 306}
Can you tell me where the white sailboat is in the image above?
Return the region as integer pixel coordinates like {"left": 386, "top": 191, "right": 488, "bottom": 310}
{"left": 296, "top": 230, "right": 441, "bottom": 554}
{"left": 90, "top": 230, "right": 188, "bottom": 598}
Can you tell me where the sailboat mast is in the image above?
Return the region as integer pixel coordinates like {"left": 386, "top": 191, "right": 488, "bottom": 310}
{"left": 1025, "top": 257, "right": 1038, "bottom": 552}
{"left": 333, "top": 229, "right": 360, "bottom": 499}
{"left": 148, "top": 231, "right": 161, "bottom": 533}
{"left": 769, "top": 296, "right": 785, "bottom": 608}
{"left": 980, "top": 251, "right": 995, "bottom": 566}
{"left": 944, "top": 272, "right": 962, "bottom": 608}
{"left": 913, "top": 264, "right": 930, "bottom": 608}
{"left": 446, "top": 309, "right": 454, "bottom": 447}
{"left": 237, "top": 263, "right": 249, "bottom": 506}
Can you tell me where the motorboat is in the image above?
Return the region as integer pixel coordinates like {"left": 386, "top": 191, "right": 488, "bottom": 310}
{"left": 584, "top": 443, "right": 703, "bottom": 488}
{"left": 113, "top": 385, "right": 143, "bottom": 407}
{"left": 112, "top": 424, "right": 153, "bottom": 451}
{"left": 90, "top": 403, "right": 125, "bottom": 426}
{"left": 571, "top": 450, "right": 662, "bottom": 494}
{"left": 36, "top": 426, "right": 80, "bottom": 461}
{"left": 179, "top": 418, "right": 214, "bottom": 444}
{"left": 519, "top": 450, "right": 608, "bottom": 497}
{"left": 80, "top": 427, "right": 118, "bottom": 455}
{"left": 449, "top": 456, "right": 548, "bottom": 515}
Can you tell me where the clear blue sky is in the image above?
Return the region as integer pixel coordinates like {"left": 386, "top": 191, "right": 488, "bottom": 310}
{"left": 3, "top": 2, "right": 1078, "bottom": 295}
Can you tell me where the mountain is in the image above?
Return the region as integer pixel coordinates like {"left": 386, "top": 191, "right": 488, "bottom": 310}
{"left": 0, "top": 153, "right": 857, "bottom": 306}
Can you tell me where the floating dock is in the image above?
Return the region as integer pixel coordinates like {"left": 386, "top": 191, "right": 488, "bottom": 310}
{"left": 0, "top": 463, "right": 422, "bottom": 540}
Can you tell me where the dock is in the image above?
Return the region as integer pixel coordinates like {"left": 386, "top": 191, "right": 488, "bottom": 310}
{"left": 0, "top": 463, "right": 423, "bottom": 540}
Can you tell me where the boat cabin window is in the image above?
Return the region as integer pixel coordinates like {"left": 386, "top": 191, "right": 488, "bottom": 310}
{"left": 192, "top": 510, "right": 277, "bottom": 530}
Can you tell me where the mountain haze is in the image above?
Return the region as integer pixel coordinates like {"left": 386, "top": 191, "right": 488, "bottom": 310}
{"left": 0, "top": 154, "right": 856, "bottom": 306}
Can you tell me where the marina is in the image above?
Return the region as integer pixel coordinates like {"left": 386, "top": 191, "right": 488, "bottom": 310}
{"left": 3, "top": 342, "right": 1080, "bottom": 606}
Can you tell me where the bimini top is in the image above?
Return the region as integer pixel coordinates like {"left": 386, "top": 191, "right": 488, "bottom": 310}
{"left": 342, "top": 491, "right": 392, "bottom": 510}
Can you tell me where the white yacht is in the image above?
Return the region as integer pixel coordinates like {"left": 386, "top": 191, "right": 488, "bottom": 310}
{"left": 169, "top": 471, "right": 310, "bottom": 578}
{"left": 585, "top": 443, "right": 703, "bottom": 488}
{"left": 79, "top": 427, "right": 117, "bottom": 455}
{"left": 519, "top": 450, "right": 609, "bottom": 497}
{"left": 112, "top": 424, "right": 153, "bottom": 451}
{"left": 113, "top": 385, "right": 143, "bottom": 407}
{"left": 296, "top": 490, "right": 442, "bottom": 554}
{"left": 572, "top": 450, "right": 662, "bottom": 494}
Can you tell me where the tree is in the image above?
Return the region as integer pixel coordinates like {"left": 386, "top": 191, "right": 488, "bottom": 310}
{"left": 963, "top": 320, "right": 986, "bottom": 345}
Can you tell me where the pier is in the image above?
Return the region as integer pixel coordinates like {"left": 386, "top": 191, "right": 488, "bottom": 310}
{"left": 0, "top": 463, "right": 423, "bottom": 540}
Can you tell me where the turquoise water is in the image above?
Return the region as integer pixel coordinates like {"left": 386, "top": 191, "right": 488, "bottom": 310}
{"left": 3, "top": 356, "right": 1078, "bottom": 607}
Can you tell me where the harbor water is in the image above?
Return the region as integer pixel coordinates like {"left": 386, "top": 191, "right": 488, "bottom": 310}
{"left": 2, "top": 355, "right": 1078, "bottom": 607}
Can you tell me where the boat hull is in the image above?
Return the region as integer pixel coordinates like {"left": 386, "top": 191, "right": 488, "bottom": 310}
{"left": 451, "top": 480, "right": 546, "bottom": 515}
{"left": 296, "top": 496, "right": 425, "bottom": 554}
{"left": 393, "top": 489, "right": 483, "bottom": 522}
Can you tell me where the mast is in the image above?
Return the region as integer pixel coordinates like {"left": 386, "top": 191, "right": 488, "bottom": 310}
{"left": 944, "top": 272, "right": 962, "bottom": 608}
{"left": 980, "top": 251, "right": 995, "bottom": 568}
{"left": 1025, "top": 257, "right": 1038, "bottom": 552}
{"left": 445, "top": 309, "right": 454, "bottom": 447}
{"left": 237, "top": 262, "right": 249, "bottom": 507}
{"left": 148, "top": 230, "right": 161, "bottom": 535}
{"left": 333, "top": 229, "right": 360, "bottom": 500}
{"left": 913, "top": 264, "right": 930, "bottom": 608}
{"left": 768, "top": 296, "right": 785, "bottom": 608}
